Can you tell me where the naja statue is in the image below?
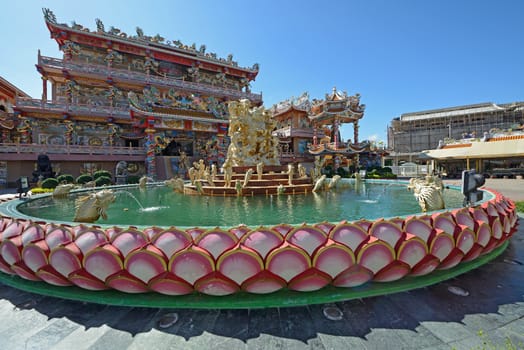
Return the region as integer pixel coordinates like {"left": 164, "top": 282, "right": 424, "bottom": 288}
{"left": 407, "top": 174, "right": 445, "bottom": 212}
{"left": 73, "top": 189, "right": 116, "bottom": 223}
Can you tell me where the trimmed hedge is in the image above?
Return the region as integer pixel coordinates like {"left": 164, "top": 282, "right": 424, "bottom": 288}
{"left": 41, "top": 178, "right": 59, "bottom": 189}
{"left": 57, "top": 174, "right": 75, "bottom": 184}
{"left": 94, "top": 176, "right": 112, "bottom": 187}
{"left": 94, "top": 170, "right": 112, "bottom": 180}
{"left": 76, "top": 174, "right": 93, "bottom": 185}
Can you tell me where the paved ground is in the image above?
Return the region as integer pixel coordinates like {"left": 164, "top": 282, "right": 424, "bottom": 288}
{"left": 445, "top": 178, "right": 524, "bottom": 202}
{"left": 0, "top": 181, "right": 522, "bottom": 349}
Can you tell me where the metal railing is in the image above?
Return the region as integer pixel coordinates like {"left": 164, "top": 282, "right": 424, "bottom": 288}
{"left": 0, "top": 143, "right": 145, "bottom": 156}
{"left": 39, "top": 55, "right": 263, "bottom": 102}
{"left": 15, "top": 97, "right": 132, "bottom": 119}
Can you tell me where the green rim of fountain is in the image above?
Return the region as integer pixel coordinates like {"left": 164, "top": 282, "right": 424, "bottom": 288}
{"left": 0, "top": 241, "right": 508, "bottom": 309}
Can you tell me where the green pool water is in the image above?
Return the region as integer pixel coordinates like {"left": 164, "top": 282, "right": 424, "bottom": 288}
{"left": 17, "top": 181, "right": 465, "bottom": 227}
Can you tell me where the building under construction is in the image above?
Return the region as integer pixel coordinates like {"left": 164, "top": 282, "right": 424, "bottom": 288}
{"left": 387, "top": 101, "right": 524, "bottom": 164}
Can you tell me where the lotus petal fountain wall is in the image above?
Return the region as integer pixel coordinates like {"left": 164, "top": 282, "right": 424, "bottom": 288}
{"left": 0, "top": 188, "right": 518, "bottom": 308}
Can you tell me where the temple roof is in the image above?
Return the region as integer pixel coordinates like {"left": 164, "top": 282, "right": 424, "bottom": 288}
{"left": 271, "top": 92, "right": 311, "bottom": 117}
{"left": 42, "top": 8, "right": 259, "bottom": 81}
{"left": 309, "top": 88, "right": 365, "bottom": 125}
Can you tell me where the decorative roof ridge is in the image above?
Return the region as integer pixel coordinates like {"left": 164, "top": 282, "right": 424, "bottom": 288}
{"left": 42, "top": 8, "right": 259, "bottom": 73}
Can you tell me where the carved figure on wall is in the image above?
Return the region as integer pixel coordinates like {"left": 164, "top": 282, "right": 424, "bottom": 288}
{"left": 298, "top": 163, "right": 307, "bottom": 179}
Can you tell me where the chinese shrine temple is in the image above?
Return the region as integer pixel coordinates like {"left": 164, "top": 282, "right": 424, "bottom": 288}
{"left": 0, "top": 8, "right": 261, "bottom": 184}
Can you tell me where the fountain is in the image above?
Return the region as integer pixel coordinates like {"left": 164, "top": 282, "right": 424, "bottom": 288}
{"left": 0, "top": 101, "right": 519, "bottom": 309}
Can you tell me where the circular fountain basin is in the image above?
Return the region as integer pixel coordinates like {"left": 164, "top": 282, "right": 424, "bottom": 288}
{"left": 0, "top": 179, "right": 519, "bottom": 308}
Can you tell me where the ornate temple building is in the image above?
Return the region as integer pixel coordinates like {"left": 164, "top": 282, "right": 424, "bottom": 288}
{"left": 0, "top": 8, "right": 261, "bottom": 184}
{"left": 271, "top": 88, "right": 382, "bottom": 170}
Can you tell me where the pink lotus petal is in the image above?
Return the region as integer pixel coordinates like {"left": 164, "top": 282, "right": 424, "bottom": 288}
{"left": 216, "top": 246, "right": 263, "bottom": 285}
{"left": 241, "top": 270, "right": 286, "bottom": 294}
{"left": 125, "top": 245, "right": 168, "bottom": 284}
{"left": 11, "top": 261, "right": 41, "bottom": 281}
{"left": 49, "top": 243, "right": 83, "bottom": 278}
{"left": 454, "top": 208, "right": 476, "bottom": 231}
{"left": 22, "top": 240, "right": 49, "bottom": 272}
{"left": 142, "top": 226, "right": 163, "bottom": 240}
{"left": 476, "top": 223, "right": 491, "bottom": 247}
{"left": 151, "top": 228, "right": 192, "bottom": 259}
{"left": 357, "top": 238, "right": 395, "bottom": 274}
{"left": 106, "top": 270, "right": 149, "bottom": 293}
{"left": 45, "top": 226, "right": 73, "bottom": 249}
{"left": 410, "top": 254, "right": 440, "bottom": 276}
{"left": 266, "top": 243, "right": 311, "bottom": 282}
{"left": 491, "top": 218, "right": 503, "bottom": 239}
{"left": 229, "top": 225, "right": 251, "bottom": 239}
{"left": 240, "top": 228, "right": 283, "bottom": 260}
{"left": 0, "top": 255, "right": 14, "bottom": 274}
{"left": 148, "top": 272, "right": 194, "bottom": 295}
{"left": 404, "top": 218, "right": 433, "bottom": 243}
{"left": 84, "top": 244, "right": 123, "bottom": 282}
{"left": 111, "top": 229, "right": 148, "bottom": 257}
{"left": 21, "top": 224, "right": 45, "bottom": 246}
{"left": 429, "top": 232, "right": 454, "bottom": 262}
{"left": 314, "top": 222, "right": 335, "bottom": 234}
{"left": 369, "top": 220, "right": 404, "bottom": 250}
{"left": 288, "top": 268, "right": 331, "bottom": 292}
{"left": 36, "top": 265, "right": 72, "bottom": 286}
{"left": 169, "top": 246, "right": 215, "bottom": 285}
{"left": 286, "top": 225, "right": 327, "bottom": 256}
{"left": 75, "top": 229, "right": 109, "bottom": 255}
{"left": 271, "top": 224, "right": 294, "bottom": 236}
{"left": 312, "top": 241, "right": 355, "bottom": 279}
{"left": 437, "top": 248, "right": 464, "bottom": 270}
{"left": 329, "top": 223, "right": 369, "bottom": 252}
{"left": 354, "top": 219, "right": 373, "bottom": 232}
{"left": 397, "top": 235, "right": 428, "bottom": 268}
{"left": 456, "top": 228, "right": 475, "bottom": 255}
{"left": 194, "top": 271, "right": 239, "bottom": 296}
{"left": 0, "top": 238, "right": 22, "bottom": 265}
{"left": 186, "top": 227, "right": 206, "bottom": 241}
{"left": 374, "top": 260, "right": 411, "bottom": 282}
{"left": 333, "top": 264, "right": 373, "bottom": 287}
{"left": 1, "top": 221, "right": 27, "bottom": 240}
{"left": 462, "top": 243, "right": 484, "bottom": 262}
{"left": 195, "top": 229, "right": 238, "bottom": 260}
{"left": 69, "top": 269, "right": 108, "bottom": 290}
{"left": 433, "top": 215, "right": 457, "bottom": 236}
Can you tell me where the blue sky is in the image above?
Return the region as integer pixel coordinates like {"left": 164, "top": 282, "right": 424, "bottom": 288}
{"left": 1, "top": 1, "right": 523, "bottom": 143}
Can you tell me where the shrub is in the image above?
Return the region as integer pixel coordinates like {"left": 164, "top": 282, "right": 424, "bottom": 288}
{"left": 516, "top": 201, "right": 524, "bottom": 213}
{"left": 30, "top": 187, "right": 54, "bottom": 194}
{"left": 126, "top": 175, "right": 140, "bottom": 184}
{"left": 93, "top": 170, "right": 112, "bottom": 180}
{"left": 57, "top": 174, "right": 75, "bottom": 184}
{"left": 336, "top": 167, "right": 349, "bottom": 177}
{"left": 76, "top": 174, "right": 93, "bottom": 184}
{"left": 94, "top": 176, "right": 112, "bottom": 187}
{"left": 41, "top": 178, "right": 59, "bottom": 189}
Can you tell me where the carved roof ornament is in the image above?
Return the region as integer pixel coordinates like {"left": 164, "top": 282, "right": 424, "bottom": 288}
{"left": 42, "top": 8, "right": 57, "bottom": 24}
{"left": 42, "top": 9, "right": 259, "bottom": 73}
{"left": 272, "top": 91, "right": 311, "bottom": 115}
{"left": 95, "top": 18, "right": 105, "bottom": 33}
